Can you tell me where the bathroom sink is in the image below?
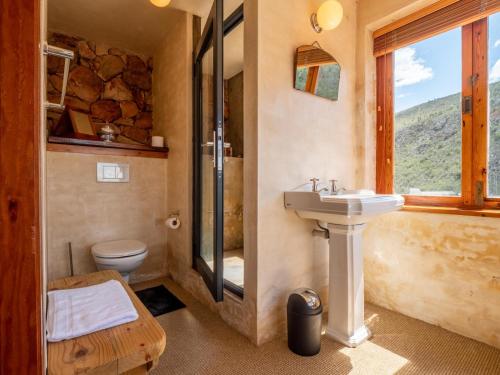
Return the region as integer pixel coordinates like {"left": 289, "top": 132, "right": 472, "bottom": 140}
{"left": 284, "top": 187, "right": 403, "bottom": 347}
{"left": 284, "top": 190, "right": 404, "bottom": 225}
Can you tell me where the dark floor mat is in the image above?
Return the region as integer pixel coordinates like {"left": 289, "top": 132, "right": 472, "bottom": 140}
{"left": 135, "top": 285, "right": 186, "bottom": 317}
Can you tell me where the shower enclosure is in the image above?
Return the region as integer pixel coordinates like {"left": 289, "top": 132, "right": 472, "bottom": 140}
{"left": 193, "top": 1, "right": 244, "bottom": 301}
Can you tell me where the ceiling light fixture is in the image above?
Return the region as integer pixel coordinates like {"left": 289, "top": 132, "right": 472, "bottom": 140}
{"left": 311, "top": 0, "right": 343, "bottom": 33}
{"left": 150, "top": 0, "right": 171, "bottom": 8}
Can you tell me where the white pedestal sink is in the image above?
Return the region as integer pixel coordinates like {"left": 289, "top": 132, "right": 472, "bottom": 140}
{"left": 284, "top": 189, "right": 404, "bottom": 347}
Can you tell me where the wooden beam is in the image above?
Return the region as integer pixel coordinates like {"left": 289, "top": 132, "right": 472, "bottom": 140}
{"left": 376, "top": 53, "right": 394, "bottom": 194}
{"left": 0, "top": 0, "right": 42, "bottom": 373}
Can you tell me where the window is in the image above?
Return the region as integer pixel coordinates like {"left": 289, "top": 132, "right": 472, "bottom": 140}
{"left": 488, "top": 12, "right": 500, "bottom": 197}
{"left": 394, "top": 28, "right": 462, "bottom": 197}
{"left": 375, "top": 0, "right": 500, "bottom": 211}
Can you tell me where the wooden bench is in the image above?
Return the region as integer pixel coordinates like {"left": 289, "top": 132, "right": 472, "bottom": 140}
{"left": 48, "top": 270, "right": 166, "bottom": 374}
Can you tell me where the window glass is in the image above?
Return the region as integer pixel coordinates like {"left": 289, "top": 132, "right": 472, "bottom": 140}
{"left": 315, "top": 64, "right": 340, "bottom": 101}
{"left": 488, "top": 12, "right": 500, "bottom": 197}
{"left": 295, "top": 67, "right": 308, "bottom": 91}
{"left": 394, "top": 28, "right": 462, "bottom": 196}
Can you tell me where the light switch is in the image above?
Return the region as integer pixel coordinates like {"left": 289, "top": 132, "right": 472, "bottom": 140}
{"left": 97, "top": 163, "right": 129, "bottom": 182}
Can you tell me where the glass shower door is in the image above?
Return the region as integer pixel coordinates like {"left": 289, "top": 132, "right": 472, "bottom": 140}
{"left": 193, "top": 0, "right": 225, "bottom": 302}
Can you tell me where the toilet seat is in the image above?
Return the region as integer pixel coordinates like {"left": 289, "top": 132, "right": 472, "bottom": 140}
{"left": 92, "top": 240, "right": 147, "bottom": 259}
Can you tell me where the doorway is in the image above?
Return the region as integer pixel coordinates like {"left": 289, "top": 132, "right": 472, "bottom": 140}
{"left": 193, "top": 2, "right": 244, "bottom": 300}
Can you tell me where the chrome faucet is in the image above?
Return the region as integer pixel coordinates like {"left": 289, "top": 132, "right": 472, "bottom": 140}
{"left": 329, "top": 179, "right": 338, "bottom": 194}
{"left": 310, "top": 178, "right": 320, "bottom": 192}
{"left": 310, "top": 178, "right": 329, "bottom": 193}
{"left": 329, "top": 179, "right": 346, "bottom": 195}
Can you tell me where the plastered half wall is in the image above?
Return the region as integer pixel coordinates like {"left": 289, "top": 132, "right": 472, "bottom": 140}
{"left": 364, "top": 212, "right": 500, "bottom": 348}
{"left": 46, "top": 152, "right": 168, "bottom": 283}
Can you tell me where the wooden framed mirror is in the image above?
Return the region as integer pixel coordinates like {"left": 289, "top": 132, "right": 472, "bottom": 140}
{"left": 294, "top": 44, "right": 341, "bottom": 101}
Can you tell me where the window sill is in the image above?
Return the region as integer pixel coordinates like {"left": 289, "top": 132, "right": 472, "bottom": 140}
{"left": 47, "top": 136, "right": 168, "bottom": 159}
{"left": 402, "top": 205, "right": 500, "bottom": 218}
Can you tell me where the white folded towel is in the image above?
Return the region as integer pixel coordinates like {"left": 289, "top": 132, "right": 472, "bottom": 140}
{"left": 46, "top": 280, "right": 139, "bottom": 342}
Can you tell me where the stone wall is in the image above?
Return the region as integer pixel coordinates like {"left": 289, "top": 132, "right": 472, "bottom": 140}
{"left": 46, "top": 32, "right": 153, "bottom": 144}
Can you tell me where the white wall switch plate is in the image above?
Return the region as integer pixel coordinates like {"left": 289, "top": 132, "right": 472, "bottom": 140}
{"left": 97, "top": 163, "right": 129, "bottom": 183}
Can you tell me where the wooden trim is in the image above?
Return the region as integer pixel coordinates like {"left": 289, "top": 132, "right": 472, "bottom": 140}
{"left": 47, "top": 136, "right": 169, "bottom": 158}
{"left": 462, "top": 23, "right": 474, "bottom": 205}
{"left": 402, "top": 205, "right": 500, "bottom": 218}
{"left": 485, "top": 199, "right": 500, "bottom": 208}
{"left": 47, "top": 143, "right": 168, "bottom": 159}
{"left": 376, "top": 53, "right": 394, "bottom": 194}
{"left": 376, "top": 16, "right": 498, "bottom": 210}
{"left": 471, "top": 18, "right": 489, "bottom": 206}
{"left": 403, "top": 195, "right": 463, "bottom": 207}
{"left": 373, "top": 0, "right": 460, "bottom": 38}
{"left": 373, "top": 0, "right": 500, "bottom": 57}
{"left": 305, "top": 66, "right": 320, "bottom": 94}
{"left": 0, "top": 0, "right": 43, "bottom": 373}
{"left": 48, "top": 135, "right": 168, "bottom": 152}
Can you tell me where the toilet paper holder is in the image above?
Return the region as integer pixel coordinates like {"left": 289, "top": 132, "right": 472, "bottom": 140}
{"left": 166, "top": 212, "right": 181, "bottom": 229}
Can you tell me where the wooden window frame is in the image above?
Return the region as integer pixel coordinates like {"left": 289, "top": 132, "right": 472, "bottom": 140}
{"left": 376, "top": 15, "right": 500, "bottom": 214}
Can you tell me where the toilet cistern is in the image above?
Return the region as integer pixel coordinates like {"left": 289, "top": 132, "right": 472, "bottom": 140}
{"left": 284, "top": 180, "right": 404, "bottom": 347}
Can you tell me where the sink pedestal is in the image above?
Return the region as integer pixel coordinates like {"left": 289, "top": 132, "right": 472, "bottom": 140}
{"left": 325, "top": 223, "right": 371, "bottom": 347}
{"left": 284, "top": 189, "right": 404, "bottom": 347}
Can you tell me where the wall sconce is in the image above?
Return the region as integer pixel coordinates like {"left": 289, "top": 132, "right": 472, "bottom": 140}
{"left": 311, "top": 0, "right": 343, "bottom": 33}
{"left": 150, "top": 0, "right": 171, "bottom": 7}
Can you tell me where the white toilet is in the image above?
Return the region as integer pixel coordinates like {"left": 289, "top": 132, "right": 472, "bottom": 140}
{"left": 91, "top": 239, "right": 148, "bottom": 282}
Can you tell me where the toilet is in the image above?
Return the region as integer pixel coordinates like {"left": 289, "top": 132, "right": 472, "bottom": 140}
{"left": 91, "top": 240, "right": 148, "bottom": 283}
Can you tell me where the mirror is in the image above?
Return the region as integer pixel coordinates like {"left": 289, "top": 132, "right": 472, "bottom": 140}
{"left": 294, "top": 44, "right": 340, "bottom": 101}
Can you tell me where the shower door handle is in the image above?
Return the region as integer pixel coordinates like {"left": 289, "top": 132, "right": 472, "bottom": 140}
{"left": 43, "top": 43, "right": 74, "bottom": 110}
{"left": 200, "top": 131, "right": 217, "bottom": 167}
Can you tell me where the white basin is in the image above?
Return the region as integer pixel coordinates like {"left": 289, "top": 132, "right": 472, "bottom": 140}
{"left": 284, "top": 190, "right": 404, "bottom": 225}
{"left": 284, "top": 188, "right": 404, "bottom": 347}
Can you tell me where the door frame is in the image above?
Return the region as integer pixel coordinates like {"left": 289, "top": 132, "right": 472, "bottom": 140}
{"left": 0, "top": 0, "right": 43, "bottom": 373}
{"left": 192, "top": 3, "right": 244, "bottom": 301}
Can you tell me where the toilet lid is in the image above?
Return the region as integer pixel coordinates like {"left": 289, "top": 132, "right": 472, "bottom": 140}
{"left": 91, "top": 240, "right": 147, "bottom": 258}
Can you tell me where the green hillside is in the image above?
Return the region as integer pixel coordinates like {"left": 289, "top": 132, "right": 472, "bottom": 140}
{"left": 394, "top": 81, "right": 500, "bottom": 196}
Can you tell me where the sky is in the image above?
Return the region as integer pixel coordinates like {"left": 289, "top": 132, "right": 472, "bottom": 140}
{"left": 394, "top": 12, "right": 500, "bottom": 113}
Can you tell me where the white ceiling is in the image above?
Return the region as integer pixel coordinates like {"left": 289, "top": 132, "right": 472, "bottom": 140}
{"left": 48, "top": 0, "right": 243, "bottom": 56}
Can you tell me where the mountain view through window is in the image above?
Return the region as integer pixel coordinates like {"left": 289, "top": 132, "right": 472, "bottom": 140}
{"left": 393, "top": 21, "right": 500, "bottom": 197}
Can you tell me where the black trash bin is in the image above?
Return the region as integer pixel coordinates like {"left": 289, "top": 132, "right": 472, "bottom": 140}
{"left": 287, "top": 288, "right": 323, "bottom": 356}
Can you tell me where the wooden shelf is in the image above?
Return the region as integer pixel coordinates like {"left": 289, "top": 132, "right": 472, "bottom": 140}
{"left": 47, "top": 136, "right": 168, "bottom": 159}
{"left": 402, "top": 205, "right": 500, "bottom": 218}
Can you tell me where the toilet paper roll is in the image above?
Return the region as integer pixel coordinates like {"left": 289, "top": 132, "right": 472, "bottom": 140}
{"left": 166, "top": 216, "right": 181, "bottom": 229}
{"left": 152, "top": 136, "right": 164, "bottom": 148}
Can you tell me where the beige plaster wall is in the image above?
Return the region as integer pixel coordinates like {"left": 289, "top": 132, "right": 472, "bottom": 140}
{"left": 153, "top": 9, "right": 258, "bottom": 342}
{"left": 364, "top": 212, "right": 500, "bottom": 348}
{"left": 357, "top": 0, "right": 500, "bottom": 349}
{"left": 254, "top": 0, "right": 359, "bottom": 345}
{"left": 46, "top": 152, "right": 168, "bottom": 283}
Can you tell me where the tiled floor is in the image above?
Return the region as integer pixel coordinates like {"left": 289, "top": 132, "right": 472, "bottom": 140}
{"left": 133, "top": 277, "right": 500, "bottom": 375}
{"left": 223, "top": 248, "right": 244, "bottom": 287}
